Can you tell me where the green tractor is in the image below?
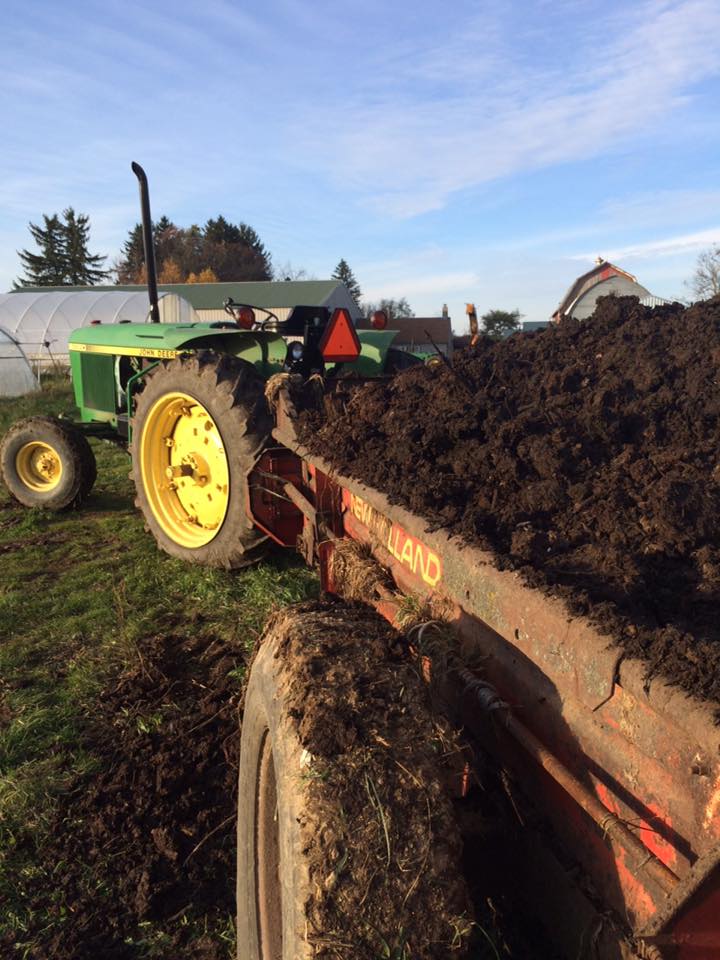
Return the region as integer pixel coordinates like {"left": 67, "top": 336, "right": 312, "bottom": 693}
{"left": 0, "top": 163, "right": 413, "bottom": 566}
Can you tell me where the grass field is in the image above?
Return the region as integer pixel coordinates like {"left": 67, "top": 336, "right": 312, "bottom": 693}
{"left": 0, "top": 376, "right": 318, "bottom": 958}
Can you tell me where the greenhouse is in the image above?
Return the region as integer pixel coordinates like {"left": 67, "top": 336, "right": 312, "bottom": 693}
{"left": 0, "top": 326, "right": 39, "bottom": 397}
{"left": 0, "top": 291, "right": 196, "bottom": 363}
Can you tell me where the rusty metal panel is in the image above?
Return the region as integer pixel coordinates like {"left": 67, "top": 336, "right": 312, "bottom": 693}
{"left": 271, "top": 413, "right": 720, "bottom": 949}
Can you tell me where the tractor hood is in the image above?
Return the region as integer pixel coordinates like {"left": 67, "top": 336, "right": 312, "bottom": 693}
{"left": 68, "top": 321, "right": 268, "bottom": 359}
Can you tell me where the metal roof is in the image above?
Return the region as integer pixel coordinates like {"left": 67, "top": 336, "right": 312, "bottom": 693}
{"left": 552, "top": 261, "right": 639, "bottom": 320}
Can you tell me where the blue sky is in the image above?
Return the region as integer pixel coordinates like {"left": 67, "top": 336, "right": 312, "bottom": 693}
{"left": 2, "top": 0, "right": 719, "bottom": 329}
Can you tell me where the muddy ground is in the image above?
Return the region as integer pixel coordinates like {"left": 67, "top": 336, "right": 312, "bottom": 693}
{"left": 297, "top": 296, "right": 720, "bottom": 707}
{"left": 4, "top": 627, "right": 242, "bottom": 960}
{"left": 3, "top": 602, "right": 560, "bottom": 960}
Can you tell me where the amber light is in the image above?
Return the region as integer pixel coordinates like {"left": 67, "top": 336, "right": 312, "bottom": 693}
{"left": 371, "top": 310, "right": 388, "bottom": 330}
{"left": 237, "top": 306, "right": 255, "bottom": 329}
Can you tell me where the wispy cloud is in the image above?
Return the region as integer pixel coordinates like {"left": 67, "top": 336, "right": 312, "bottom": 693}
{"left": 288, "top": 0, "right": 720, "bottom": 217}
{"left": 571, "top": 228, "right": 720, "bottom": 262}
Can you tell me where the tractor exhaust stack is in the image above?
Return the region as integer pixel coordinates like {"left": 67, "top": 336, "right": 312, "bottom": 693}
{"left": 131, "top": 162, "right": 160, "bottom": 324}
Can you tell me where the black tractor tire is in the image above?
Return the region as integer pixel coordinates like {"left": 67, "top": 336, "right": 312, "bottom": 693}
{"left": 0, "top": 416, "right": 97, "bottom": 510}
{"left": 237, "top": 602, "right": 473, "bottom": 960}
{"left": 131, "top": 352, "right": 271, "bottom": 569}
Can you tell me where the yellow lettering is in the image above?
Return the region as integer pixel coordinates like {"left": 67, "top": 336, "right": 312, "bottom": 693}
{"left": 420, "top": 551, "right": 442, "bottom": 588}
{"left": 400, "top": 535, "right": 414, "bottom": 567}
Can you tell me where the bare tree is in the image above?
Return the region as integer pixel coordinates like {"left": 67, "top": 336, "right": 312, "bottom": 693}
{"left": 273, "top": 261, "right": 316, "bottom": 281}
{"left": 361, "top": 297, "right": 414, "bottom": 319}
{"left": 688, "top": 245, "right": 720, "bottom": 300}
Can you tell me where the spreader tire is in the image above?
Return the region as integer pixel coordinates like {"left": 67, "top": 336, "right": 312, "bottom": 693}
{"left": 236, "top": 602, "right": 472, "bottom": 960}
{"left": 0, "top": 416, "right": 97, "bottom": 510}
{"left": 131, "top": 352, "right": 271, "bottom": 568}
{"left": 237, "top": 620, "right": 309, "bottom": 960}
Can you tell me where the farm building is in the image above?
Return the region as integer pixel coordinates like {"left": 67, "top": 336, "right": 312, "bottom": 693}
{"left": 0, "top": 290, "right": 196, "bottom": 363}
{"left": 356, "top": 315, "right": 454, "bottom": 357}
{"left": 10, "top": 280, "right": 362, "bottom": 326}
{"left": 551, "top": 258, "right": 668, "bottom": 322}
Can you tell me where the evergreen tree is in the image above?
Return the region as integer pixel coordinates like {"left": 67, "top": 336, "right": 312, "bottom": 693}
{"left": 204, "top": 215, "right": 241, "bottom": 245}
{"left": 201, "top": 218, "right": 272, "bottom": 281}
{"left": 62, "top": 208, "right": 109, "bottom": 285}
{"left": 115, "top": 215, "right": 273, "bottom": 285}
{"left": 16, "top": 214, "right": 69, "bottom": 286}
{"left": 237, "top": 223, "right": 271, "bottom": 267}
{"left": 332, "top": 259, "right": 362, "bottom": 303}
{"left": 16, "top": 210, "right": 108, "bottom": 287}
{"left": 116, "top": 223, "right": 145, "bottom": 284}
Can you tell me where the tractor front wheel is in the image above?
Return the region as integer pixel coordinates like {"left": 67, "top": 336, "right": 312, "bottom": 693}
{"left": 0, "top": 416, "right": 96, "bottom": 510}
{"left": 131, "top": 353, "right": 271, "bottom": 568}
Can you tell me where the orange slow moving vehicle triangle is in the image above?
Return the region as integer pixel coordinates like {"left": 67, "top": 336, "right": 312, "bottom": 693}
{"left": 319, "top": 308, "right": 361, "bottom": 362}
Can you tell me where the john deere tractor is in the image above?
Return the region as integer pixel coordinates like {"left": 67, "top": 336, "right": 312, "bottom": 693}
{"left": 0, "top": 163, "right": 412, "bottom": 567}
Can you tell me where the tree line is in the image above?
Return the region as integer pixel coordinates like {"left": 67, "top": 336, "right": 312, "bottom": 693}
{"left": 14, "top": 211, "right": 418, "bottom": 318}
{"left": 15, "top": 207, "right": 720, "bottom": 325}
{"left": 14, "top": 211, "right": 416, "bottom": 317}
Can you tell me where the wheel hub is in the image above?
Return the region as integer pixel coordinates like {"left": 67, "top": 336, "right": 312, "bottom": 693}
{"left": 15, "top": 441, "right": 63, "bottom": 491}
{"left": 139, "top": 392, "right": 230, "bottom": 547}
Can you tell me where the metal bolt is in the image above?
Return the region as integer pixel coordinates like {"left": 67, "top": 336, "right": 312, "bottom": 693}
{"left": 165, "top": 465, "right": 193, "bottom": 479}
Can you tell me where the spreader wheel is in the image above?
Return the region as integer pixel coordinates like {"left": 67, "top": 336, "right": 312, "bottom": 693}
{"left": 131, "top": 352, "right": 271, "bottom": 568}
{"left": 0, "top": 416, "right": 96, "bottom": 510}
{"left": 236, "top": 602, "right": 473, "bottom": 960}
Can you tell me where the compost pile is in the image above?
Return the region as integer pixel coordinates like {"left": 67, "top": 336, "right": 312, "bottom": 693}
{"left": 297, "top": 296, "right": 720, "bottom": 706}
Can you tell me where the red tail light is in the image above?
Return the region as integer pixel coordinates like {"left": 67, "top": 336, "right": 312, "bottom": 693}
{"left": 371, "top": 310, "right": 388, "bottom": 330}
{"left": 236, "top": 306, "right": 255, "bottom": 329}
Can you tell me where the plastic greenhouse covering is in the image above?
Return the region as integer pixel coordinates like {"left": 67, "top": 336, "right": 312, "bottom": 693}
{"left": 0, "top": 326, "right": 39, "bottom": 397}
{"left": 0, "top": 291, "right": 196, "bottom": 362}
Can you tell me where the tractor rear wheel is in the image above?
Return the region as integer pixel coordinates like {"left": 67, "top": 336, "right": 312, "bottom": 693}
{"left": 0, "top": 416, "right": 96, "bottom": 510}
{"left": 131, "top": 352, "right": 271, "bottom": 568}
{"left": 236, "top": 602, "right": 473, "bottom": 960}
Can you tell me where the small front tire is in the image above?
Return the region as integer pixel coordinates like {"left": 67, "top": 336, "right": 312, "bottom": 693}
{"left": 0, "top": 416, "right": 97, "bottom": 510}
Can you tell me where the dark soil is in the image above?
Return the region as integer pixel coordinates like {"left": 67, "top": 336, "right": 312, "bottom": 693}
{"left": 8, "top": 629, "right": 243, "bottom": 960}
{"left": 296, "top": 296, "right": 720, "bottom": 708}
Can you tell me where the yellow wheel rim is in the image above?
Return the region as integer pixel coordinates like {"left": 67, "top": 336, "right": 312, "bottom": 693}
{"left": 16, "top": 441, "right": 63, "bottom": 492}
{"left": 139, "top": 391, "right": 230, "bottom": 548}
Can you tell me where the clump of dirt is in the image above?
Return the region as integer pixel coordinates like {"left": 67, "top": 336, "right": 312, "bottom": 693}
{"left": 265, "top": 599, "right": 474, "bottom": 958}
{"left": 9, "top": 630, "right": 243, "bottom": 960}
{"left": 296, "top": 296, "right": 720, "bottom": 706}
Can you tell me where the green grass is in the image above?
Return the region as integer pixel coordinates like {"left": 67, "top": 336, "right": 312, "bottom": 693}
{"left": 0, "top": 376, "right": 318, "bottom": 957}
